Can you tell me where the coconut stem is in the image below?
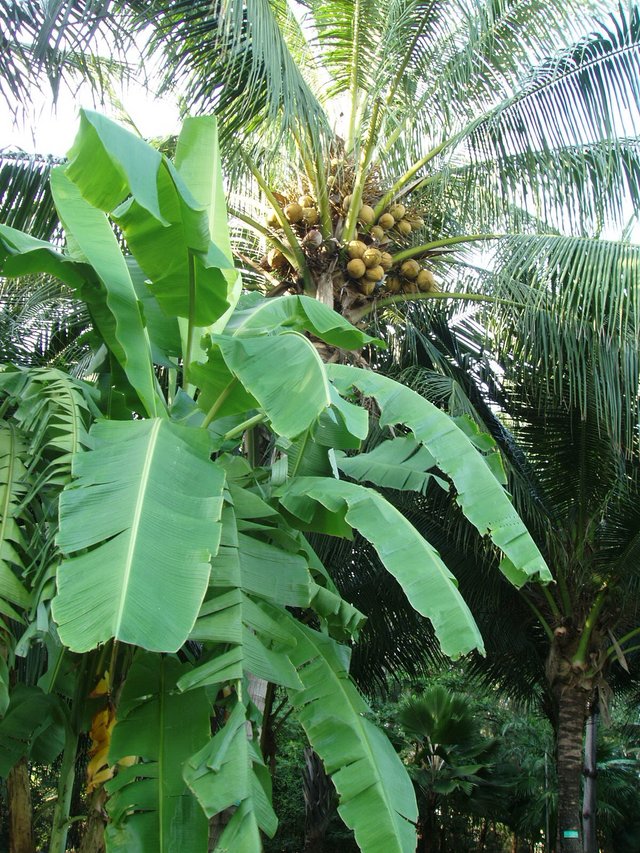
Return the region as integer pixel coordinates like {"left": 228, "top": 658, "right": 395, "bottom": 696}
{"left": 343, "top": 100, "right": 382, "bottom": 243}
{"left": 391, "top": 234, "right": 500, "bottom": 263}
{"left": 349, "top": 290, "right": 523, "bottom": 322}
{"left": 346, "top": 0, "right": 363, "bottom": 152}
{"left": 231, "top": 208, "right": 298, "bottom": 268}
{"left": 242, "top": 153, "right": 316, "bottom": 295}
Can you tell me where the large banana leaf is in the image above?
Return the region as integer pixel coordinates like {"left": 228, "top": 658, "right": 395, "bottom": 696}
{"left": 328, "top": 364, "right": 551, "bottom": 587}
{"left": 179, "top": 503, "right": 306, "bottom": 692}
{"left": 106, "top": 652, "right": 210, "bottom": 853}
{"left": 273, "top": 607, "right": 418, "bottom": 853}
{"left": 335, "top": 435, "right": 444, "bottom": 495}
{"left": 174, "top": 115, "right": 242, "bottom": 338}
{"left": 183, "top": 697, "right": 277, "bottom": 851}
{"left": 53, "top": 419, "right": 225, "bottom": 652}
{"left": 226, "top": 293, "right": 384, "bottom": 350}
{"left": 66, "top": 110, "right": 233, "bottom": 328}
{"left": 50, "top": 167, "right": 163, "bottom": 418}
{"left": 279, "top": 477, "right": 483, "bottom": 659}
{"left": 195, "top": 332, "right": 331, "bottom": 438}
{"left": 0, "top": 684, "right": 66, "bottom": 776}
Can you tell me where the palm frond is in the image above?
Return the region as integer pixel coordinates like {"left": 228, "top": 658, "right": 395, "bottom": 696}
{"left": 0, "top": 151, "right": 62, "bottom": 240}
{"left": 464, "top": 5, "right": 640, "bottom": 193}
{"left": 124, "top": 0, "right": 327, "bottom": 149}
{"left": 0, "top": 0, "right": 127, "bottom": 107}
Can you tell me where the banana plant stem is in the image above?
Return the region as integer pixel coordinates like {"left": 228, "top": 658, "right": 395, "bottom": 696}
{"left": 223, "top": 413, "right": 266, "bottom": 441}
{"left": 202, "top": 378, "right": 238, "bottom": 429}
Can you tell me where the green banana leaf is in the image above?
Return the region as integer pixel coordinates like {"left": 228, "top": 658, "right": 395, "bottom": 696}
{"left": 50, "top": 167, "right": 163, "bottom": 418}
{"left": 279, "top": 477, "right": 483, "bottom": 658}
{"left": 273, "top": 607, "right": 418, "bottom": 853}
{"left": 204, "top": 332, "right": 331, "bottom": 438}
{"left": 328, "top": 364, "right": 551, "bottom": 587}
{"left": 66, "top": 110, "right": 233, "bottom": 329}
{"left": 174, "top": 115, "right": 242, "bottom": 338}
{"left": 179, "top": 504, "right": 306, "bottom": 692}
{"left": 53, "top": 419, "right": 225, "bottom": 652}
{"left": 0, "top": 684, "right": 66, "bottom": 776}
{"left": 226, "top": 293, "right": 384, "bottom": 350}
{"left": 183, "top": 697, "right": 278, "bottom": 851}
{"left": 335, "top": 435, "right": 445, "bottom": 494}
{"left": 106, "top": 652, "right": 210, "bottom": 853}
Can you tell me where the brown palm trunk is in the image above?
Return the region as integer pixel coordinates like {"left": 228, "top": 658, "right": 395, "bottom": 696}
{"left": 7, "top": 758, "right": 34, "bottom": 853}
{"left": 554, "top": 682, "right": 589, "bottom": 853}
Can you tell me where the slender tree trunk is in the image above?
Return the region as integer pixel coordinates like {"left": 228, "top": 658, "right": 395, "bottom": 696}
{"left": 582, "top": 700, "right": 598, "bottom": 853}
{"left": 78, "top": 787, "right": 106, "bottom": 853}
{"left": 555, "top": 682, "right": 589, "bottom": 853}
{"left": 7, "top": 758, "right": 34, "bottom": 853}
{"left": 49, "top": 729, "right": 79, "bottom": 853}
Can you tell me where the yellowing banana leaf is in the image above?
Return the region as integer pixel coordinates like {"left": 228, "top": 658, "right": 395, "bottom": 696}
{"left": 53, "top": 419, "right": 225, "bottom": 652}
{"left": 272, "top": 608, "right": 418, "bottom": 853}
{"left": 328, "top": 364, "right": 551, "bottom": 587}
{"left": 105, "top": 653, "right": 210, "bottom": 853}
{"left": 279, "top": 477, "right": 483, "bottom": 658}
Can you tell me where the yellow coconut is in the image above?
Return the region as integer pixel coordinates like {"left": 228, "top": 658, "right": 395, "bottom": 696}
{"left": 408, "top": 216, "right": 425, "bottom": 230}
{"left": 385, "top": 276, "right": 402, "bottom": 293}
{"left": 327, "top": 175, "right": 336, "bottom": 187}
{"left": 330, "top": 157, "right": 341, "bottom": 169}
{"left": 389, "top": 203, "right": 406, "bottom": 221}
{"left": 403, "top": 281, "right": 419, "bottom": 294}
{"left": 364, "top": 265, "right": 384, "bottom": 282}
{"left": 358, "top": 205, "right": 376, "bottom": 225}
{"left": 302, "top": 207, "right": 319, "bottom": 225}
{"left": 266, "top": 210, "right": 280, "bottom": 228}
{"left": 377, "top": 212, "right": 395, "bottom": 230}
{"left": 380, "top": 252, "right": 394, "bottom": 271}
{"left": 362, "top": 247, "right": 382, "bottom": 268}
{"left": 347, "top": 258, "right": 367, "bottom": 279}
{"left": 342, "top": 194, "right": 353, "bottom": 211}
{"left": 370, "top": 225, "right": 385, "bottom": 241}
{"left": 267, "top": 247, "right": 287, "bottom": 270}
{"left": 360, "top": 280, "right": 376, "bottom": 296}
{"left": 396, "top": 219, "right": 412, "bottom": 236}
{"left": 401, "top": 259, "right": 420, "bottom": 279}
{"left": 347, "top": 240, "right": 367, "bottom": 259}
{"left": 417, "top": 269, "right": 436, "bottom": 292}
{"left": 298, "top": 194, "right": 315, "bottom": 208}
{"left": 285, "top": 203, "right": 304, "bottom": 223}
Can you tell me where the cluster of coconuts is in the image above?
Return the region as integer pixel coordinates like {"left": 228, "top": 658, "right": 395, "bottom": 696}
{"left": 262, "top": 188, "right": 437, "bottom": 299}
{"left": 341, "top": 199, "right": 435, "bottom": 295}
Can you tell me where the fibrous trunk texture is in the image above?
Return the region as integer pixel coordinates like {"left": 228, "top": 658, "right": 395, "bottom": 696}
{"left": 555, "top": 681, "right": 589, "bottom": 852}
{"left": 7, "top": 758, "right": 34, "bottom": 853}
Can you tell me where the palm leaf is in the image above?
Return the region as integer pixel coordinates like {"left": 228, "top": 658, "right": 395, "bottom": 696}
{"left": 52, "top": 418, "right": 225, "bottom": 653}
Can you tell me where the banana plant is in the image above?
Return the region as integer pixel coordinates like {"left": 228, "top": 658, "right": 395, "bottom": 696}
{"left": 0, "top": 111, "right": 551, "bottom": 852}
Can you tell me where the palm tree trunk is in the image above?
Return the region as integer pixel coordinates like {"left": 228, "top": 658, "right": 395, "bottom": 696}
{"left": 7, "top": 758, "right": 34, "bottom": 853}
{"left": 555, "top": 682, "right": 589, "bottom": 853}
{"left": 582, "top": 700, "right": 598, "bottom": 853}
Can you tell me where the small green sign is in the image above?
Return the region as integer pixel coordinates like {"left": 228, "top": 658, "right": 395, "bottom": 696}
{"left": 563, "top": 830, "right": 579, "bottom": 839}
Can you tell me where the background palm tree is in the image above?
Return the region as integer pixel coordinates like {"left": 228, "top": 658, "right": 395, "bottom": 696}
{"left": 2, "top": 3, "right": 640, "bottom": 851}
